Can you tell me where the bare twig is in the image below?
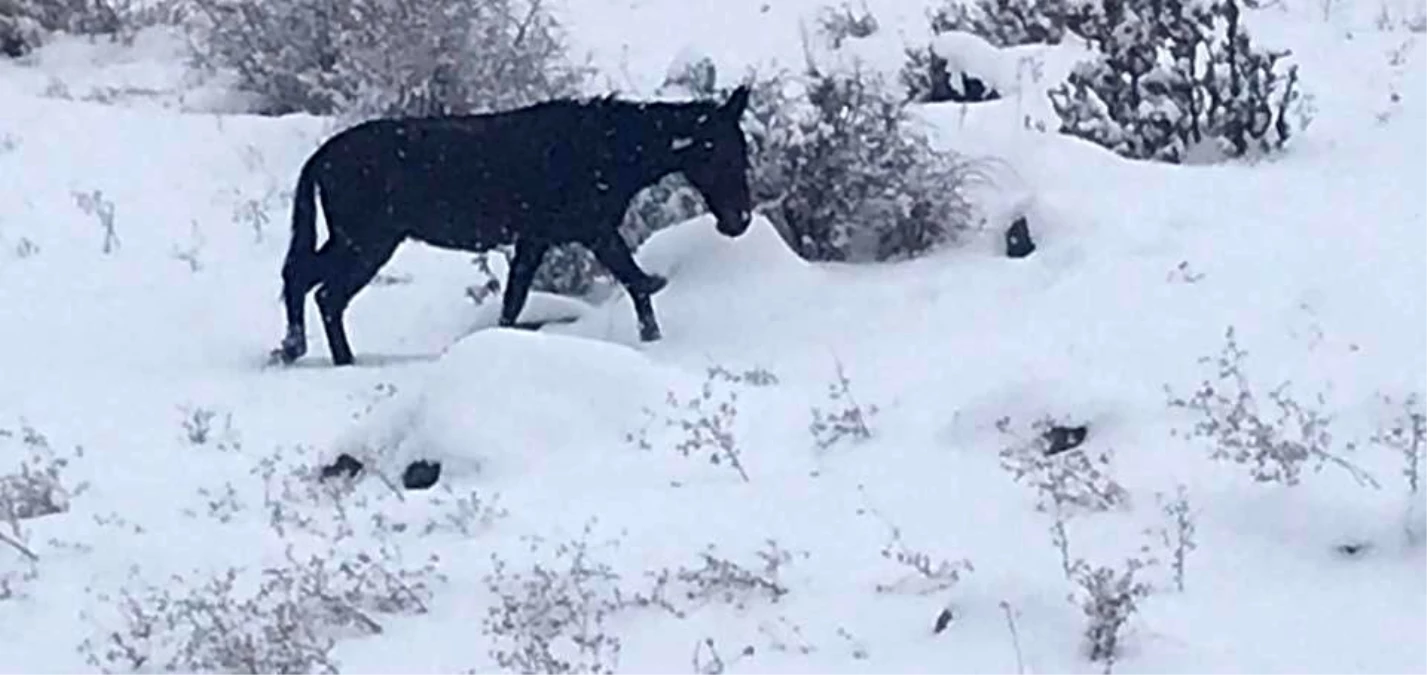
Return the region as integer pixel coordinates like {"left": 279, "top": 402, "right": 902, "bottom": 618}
{"left": 1000, "top": 600, "right": 1025, "bottom": 674}
{"left": 0, "top": 529, "right": 38, "bottom": 562}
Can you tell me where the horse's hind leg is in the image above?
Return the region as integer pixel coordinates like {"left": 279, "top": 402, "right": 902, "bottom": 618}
{"left": 277, "top": 242, "right": 332, "bottom": 363}
{"left": 314, "top": 238, "right": 399, "bottom": 367}
{"left": 588, "top": 233, "right": 665, "bottom": 342}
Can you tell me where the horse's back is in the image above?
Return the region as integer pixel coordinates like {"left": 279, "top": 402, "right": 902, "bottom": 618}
{"left": 304, "top": 100, "right": 668, "bottom": 244}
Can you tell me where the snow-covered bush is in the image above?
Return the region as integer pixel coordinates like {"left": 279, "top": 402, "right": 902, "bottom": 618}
{"left": 996, "top": 415, "right": 1130, "bottom": 515}
{"left": 1, "top": 0, "right": 185, "bottom": 57}
{"left": 1, "top": 424, "right": 87, "bottom": 564}
{"left": 746, "top": 59, "right": 979, "bottom": 261}
{"left": 810, "top": 358, "right": 878, "bottom": 450}
{"left": 183, "top": 0, "right": 589, "bottom": 118}
{"left": 647, "top": 540, "right": 799, "bottom": 610}
{"left": 1150, "top": 485, "right": 1196, "bottom": 592}
{"left": 1166, "top": 326, "right": 1380, "bottom": 488}
{"left": 483, "top": 531, "right": 627, "bottom": 674}
{"left": 482, "top": 522, "right": 801, "bottom": 674}
{"left": 668, "top": 33, "right": 980, "bottom": 263}
{"left": 1, "top": 0, "right": 123, "bottom": 56}
{"left": 1050, "top": 0, "right": 1303, "bottom": 162}
{"left": 1, "top": 2, "right": 42, "bottom": 57}
{"left": 930, "top": 0, "right": 1078, "bottom": 48}
{"left": 527, "top": 245, "right": 604, "bottom": 297}
{"left": 814, "top": 1, "right": 880, "bottom": 48}
{"left": 871, "top": 520, "right": 975, "bottom": 597}
{"left": 922, "top": 0, "right": 1305, "bottom": 163}
{"left": 80, "top": 449, "right": 447, "bottom": 674}
{"left": 1368, "top": 392, "right": 1426, "bottom": 544}
{"left": 627, "top": 365, "right": 754, "bottom": 482}
{"left": 92, "top": 538, "right": 440, "bottom": 673}
{"left": 1069, "top": 556, "right": 1153, "bottom": 667}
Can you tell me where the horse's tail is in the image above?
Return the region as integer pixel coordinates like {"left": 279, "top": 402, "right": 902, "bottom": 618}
{"left": 283, "top": 156, "right": 320, "bottom": 276}
{"left": 275, "top": 154, "right": 324, "bottom": 360}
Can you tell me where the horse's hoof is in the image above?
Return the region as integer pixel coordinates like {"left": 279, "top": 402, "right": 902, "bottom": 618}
{"left": 274, "top": 338, "right": 306, "bottom": 364}
{"left": 638, "top": 324, "right": 662, "bottom": 342}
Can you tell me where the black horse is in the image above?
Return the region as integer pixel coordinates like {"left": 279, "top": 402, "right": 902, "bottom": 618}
{"left": 274, "top": 86, "right": 754, "bottom": 367}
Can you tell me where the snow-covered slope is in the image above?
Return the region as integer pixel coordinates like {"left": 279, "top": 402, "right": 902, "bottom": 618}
{"left": 0, "top": 1, "right": 1423, "bottom": 673}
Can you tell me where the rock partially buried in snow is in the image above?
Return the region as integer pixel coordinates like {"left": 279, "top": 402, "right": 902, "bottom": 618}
{"left": 1006, "top": 216, "right": 1036, "bottom": 258}
{"left": 325, "top": 328, "right": 676, "bottom": 487}
{"left": 926, "top": 31, "right": 1095, "bottom": 124}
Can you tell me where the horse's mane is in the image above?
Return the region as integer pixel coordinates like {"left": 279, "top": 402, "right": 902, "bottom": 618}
{"left": 534, "top": 91, "right": 721, "bottom": 121}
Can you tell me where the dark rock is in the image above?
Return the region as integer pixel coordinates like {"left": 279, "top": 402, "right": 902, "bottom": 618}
{"left": 907, "top": 49, "right": 998, "bottom": 104}
{"left": 914, "top": 50, "right": 1002, "bottom": 104}
{"left": 401, "top": 460, "right": 442, "bottom": 490}
{"left": 320, "top": 453, "right": 365, "bottom": 481}
{"left": 1043, "top": 424, "right": 1088, "bottom": 456}
{"left": 319, "top": 453, "right": 441, "bottom": 490}
{"left": 1006, "top": 216, "right": 1035, "bottom": 259}
{"left": 953, "top": 72, "right": 1000, "bottom": 103}
{"left": 1333, "top": 541, "right": 1372, "bottom": 558}
{"left": 932, "top": 607, "right": 954, "bottom": 634}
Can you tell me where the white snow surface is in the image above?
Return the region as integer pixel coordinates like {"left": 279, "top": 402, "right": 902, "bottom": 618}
{"left": 1, "top": 0, "right": 1425, "bottom": 672}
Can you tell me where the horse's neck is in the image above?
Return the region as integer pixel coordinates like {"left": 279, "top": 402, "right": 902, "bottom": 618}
{"left": 616, "top": 136, "right": 683, "bottom": 186}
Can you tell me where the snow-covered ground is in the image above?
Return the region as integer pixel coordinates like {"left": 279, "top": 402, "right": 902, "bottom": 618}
{"left": 1, "top": 0, "right": 1424, "bottom": 672}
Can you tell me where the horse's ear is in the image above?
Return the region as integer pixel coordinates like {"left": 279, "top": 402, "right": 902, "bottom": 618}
{"left": 721, "top": 84, "right": 751, "bottom": 119}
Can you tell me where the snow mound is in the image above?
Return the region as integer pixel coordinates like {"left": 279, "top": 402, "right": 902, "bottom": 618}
{"left": 463, "top": 215, "right": 808, "bottom": 346}
{"left": 634, "top": 213, "right": 809, "bottom": 286}
{"left": 920, "top": 31, "right": 1096, "bottom": 133}
{"left": 545, "top": 213, "right": 818, "bottom": 347}
{"left": 464, "top": 289, "right": 595, "bottom": 333}
{"left": 330, "top": 328, "right": 677, "bottom": 483}
{"left": 0, "top": 26, "right": 256, "bottom": 113}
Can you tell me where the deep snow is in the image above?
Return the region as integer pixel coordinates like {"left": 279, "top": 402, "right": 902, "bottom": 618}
{"left": 1, "top": 0, "right": 1424, "bottom": 672}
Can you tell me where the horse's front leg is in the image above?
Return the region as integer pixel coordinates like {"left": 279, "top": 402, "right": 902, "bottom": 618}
{"left": 498, "top": 237, "right": 551, "bottom": 328}
{"left": 588, "top": 232, "right": 665, "bottom": 342}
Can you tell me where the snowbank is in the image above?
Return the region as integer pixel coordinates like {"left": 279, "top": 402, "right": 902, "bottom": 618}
{"left": 339, "top": 214, "right": 811, "bottom": 480}
{"left": 635, "top": 212, "right": 809, "bottom": 284}
{"left": 544, "top": 213, "right": 822, "bottom": 347}
{"left": 328, "top": 328, "right": 680, "bottom": 483}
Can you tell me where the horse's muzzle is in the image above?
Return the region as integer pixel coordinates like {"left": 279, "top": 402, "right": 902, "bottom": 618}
{"left": 716, "top": 209, "right": 752, "bottom": 237}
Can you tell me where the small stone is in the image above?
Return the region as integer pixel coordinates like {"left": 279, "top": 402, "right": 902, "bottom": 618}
{"left": 1006, "top": 216, "right": 1036, "bottom": 259}
{"left": 1043, "top": 425, "right": 1089, "bottom": 456}
{"left": 320, "top": 453, "right": 364, "bottom": 481}
{"left": 402, "top": 460, "right": 442, "bottom": 490}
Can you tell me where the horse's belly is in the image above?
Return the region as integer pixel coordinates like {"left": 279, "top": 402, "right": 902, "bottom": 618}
{"left": 409, "top": 225, "right": 506, "bottom": 251}
{"left": 407, "top": 214, "right": 512, "bottom": 251}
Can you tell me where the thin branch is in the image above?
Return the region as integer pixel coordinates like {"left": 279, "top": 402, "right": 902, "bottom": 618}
{"left": 1, "top": 529, "right": 39, "bottom": 562}
{"left": 1000, "top": 600, "right": 1025, "bottom": 675}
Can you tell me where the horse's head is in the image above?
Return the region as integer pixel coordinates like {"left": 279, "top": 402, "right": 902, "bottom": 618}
{"left": 673, "top": 85, "right": 754, "bottom": 238}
